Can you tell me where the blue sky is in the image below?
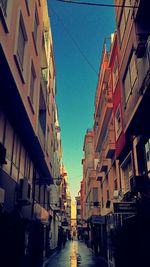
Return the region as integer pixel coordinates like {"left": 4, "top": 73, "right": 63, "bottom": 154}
{"left": 48, "top": 1, "right": 115, "bottom": 199}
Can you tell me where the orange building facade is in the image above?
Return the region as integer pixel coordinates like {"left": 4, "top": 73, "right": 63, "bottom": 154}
{"left": 80, "top": 1, "right": 150, "bottom": 266}
{"left": 0, "top": 1, "right": 62, "bottom": 266}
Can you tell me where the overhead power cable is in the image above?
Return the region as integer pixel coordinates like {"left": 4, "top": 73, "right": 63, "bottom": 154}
{"left": 49, "top": 4, "right": 98, "bottom": 76}
{"left": 56, "top": 0, "right": 138, "bottom": 8}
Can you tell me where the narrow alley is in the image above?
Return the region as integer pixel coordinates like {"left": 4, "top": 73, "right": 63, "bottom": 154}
{"left": 43, "top": 240, "right": 108, "bottom": 267}
{"left": 1, "top": 1, "right": 150, "bottom": 267}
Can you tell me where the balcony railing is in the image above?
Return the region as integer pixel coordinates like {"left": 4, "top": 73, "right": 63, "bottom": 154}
{"left": 95, "top": 89, "right": 113, "bottom": 152}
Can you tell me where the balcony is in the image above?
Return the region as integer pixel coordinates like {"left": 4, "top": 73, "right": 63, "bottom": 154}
{"left": 98, "top": 150, "right": 109, "bottom": 173}
{"left": 105, "top": 129, "right": 115, "bottom": 158}
{"left": 95, "top": 88, "right": 113, "bottom": 152}
{"left": 99, "top": 157, "right": 109, "bottom": 172}
{"left": 96, "top": 161, "right": 104, "bottom": 181}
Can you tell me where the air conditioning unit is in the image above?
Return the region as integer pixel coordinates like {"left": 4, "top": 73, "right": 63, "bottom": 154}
{"left": 17, "top": 178, "right": 31, "bottom": 205}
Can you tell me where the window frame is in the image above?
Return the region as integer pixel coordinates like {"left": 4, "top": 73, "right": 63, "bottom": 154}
{"left": 29, "top": 61, "right": 36, "bottom": 105}
{"left": 14, "top": 12, "right": 28, "bottom": 83}
{"left": 93, "top": 187, "right": 98, "bottom": 203}
{"left": 0, "top": 0, "right": 7, "bottom": 16}
{"left": 123, "top": 51, "right": 137, "bottom": 106}
{"left": 145, "top": 139, "right": 150, "bottom": 175}
{"left": 120, "top": 152, "right": 133, "bottom": 193}
{"left": 115, "top": 105, "right": 122, "bottom": 140}
{"left": 25, "top": 0, "right": 30, "bottom": 16}
{"left": 0, "top": 0, "right": 8, "bottom": 32}
{"left": 118, "top": 0, "right": 131, "bottom": 46}
{"left": 32, "top": 5, "right": 39, "bottom": 54}
{"left": 112, "top": 57, "right": 119, "bottom": 92}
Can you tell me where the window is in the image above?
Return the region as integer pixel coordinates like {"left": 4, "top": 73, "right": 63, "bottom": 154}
{"left": 121, "top": 153, "right": 133, "bottom": 193}
{"left": 0, "top": 109, "right": 5, "bottom": 143}
{"left": 0, "top": 0, "right": 7, "bottom": 15}
{"left": 124, "top": 70, "right": 130, "bottom": 101}
{"left": 29, "top": 62, "right": 36, "bottom": 104}
{"left": 123, "top": 52, "right": 137, "bottom": 104}
{"left": 39, "top": 87, "right": 46, "bottom": 135}
{"left": 112, "top": 57, "right": 118, "bottom": 91}
{"left": 32, "top": 6, "right": 39, "bottom": 52}
{"left": 145, "top": 139, "right": 150, "bottom": 174}
{"left": 114, "top": 179, "right": 118, "bottom": 190}
{"left": 16, "top": 13, "right": 27, "bottom": 71}
{"left": 118, "top": 0, "right": 131, "bottom": 44}
{"left": 46, "top": 127, "right": 50, "bottom": 155}
{"left": 12, "top": 135, "right": 20, "bottom": 168}
{"left": 24, "top": 153, "right": 31, "bottom": 180}
{"left": 119, "top": 10, "right": 126, "bottom": 43}
{"left": 107, "top": 189, "right": 110, "bottom": 200}
{"left": 115, "top": 105, "right": 122, "bottom": 139}
{"left": 77, "top": 200, "right": 80, "bottom": 206}
{"left": 93, "top": 187, "right": 98, "bottom": 202}
{"left": 3, "top": 121, "right": 13, "bottom": 174}
{"left": 77, "top": 209, "right": 80, "bottom": 215}
{"left": 14, "top": 12, "right": 27, "bottom": 82}
{"left": 38, "top": 0, "right": 41, "bottom": 6}
{"left": 25, "top": 0, "right": 30, "bottom": 15}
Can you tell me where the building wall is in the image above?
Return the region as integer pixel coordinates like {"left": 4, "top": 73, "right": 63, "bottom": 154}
{"left": 0, "top": 1, "right": 62, "bottom": 265}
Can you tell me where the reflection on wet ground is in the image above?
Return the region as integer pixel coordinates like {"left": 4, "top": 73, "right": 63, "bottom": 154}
{"left": 43, "top": 240, "right": 108, "bottom": 267}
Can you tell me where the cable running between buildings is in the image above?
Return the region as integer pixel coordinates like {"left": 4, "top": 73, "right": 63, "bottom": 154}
{"left": 56, "top": 0, "right": 138, "bottom": 9}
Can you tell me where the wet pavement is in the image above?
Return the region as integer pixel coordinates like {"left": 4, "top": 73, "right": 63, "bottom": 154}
{"left": 43, "top": 240, "right": 108, "bottom": 267}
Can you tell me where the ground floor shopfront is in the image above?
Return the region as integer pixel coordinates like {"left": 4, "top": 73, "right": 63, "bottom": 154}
{"left": 107, "top": 196, "right": 150, "bottom": 267}
{"left": 0, "top": 167, "right": 58, "bottom": 267}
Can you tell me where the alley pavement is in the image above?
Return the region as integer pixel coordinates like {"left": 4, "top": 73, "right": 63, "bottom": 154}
{"left": 43, "top": 240, "right": 108, "bottom": 267}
